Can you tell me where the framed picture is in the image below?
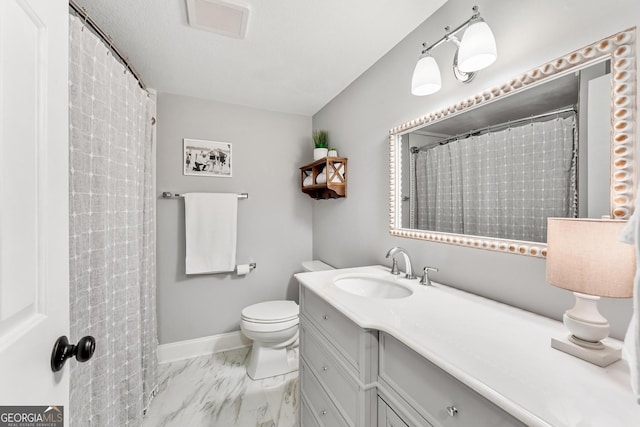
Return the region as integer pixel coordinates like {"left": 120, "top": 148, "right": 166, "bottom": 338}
{"left": 183, "top": 138, "right": 232, "bottom": 177}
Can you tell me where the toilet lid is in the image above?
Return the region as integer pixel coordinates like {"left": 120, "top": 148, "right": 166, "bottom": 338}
{"left": 242, "top": 300, "right": 299, "bottom": 323}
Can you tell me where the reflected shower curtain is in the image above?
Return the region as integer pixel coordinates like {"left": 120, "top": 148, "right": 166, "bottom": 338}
{"left": 413, "top": 115, "right": 576, "bottom": 242}
{"left": 68, "top": 15, "right": 158, "bottom": 426}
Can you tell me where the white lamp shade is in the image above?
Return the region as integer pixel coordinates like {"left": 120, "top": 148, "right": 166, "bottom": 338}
{"left": 546, "top": 218, "right": 635, "bottom": 298}
{"left": 457, "top": 19, "right": 497, "bottom": 72}
{"left": 411, "top": 55, "right": 441, "bottom": 96}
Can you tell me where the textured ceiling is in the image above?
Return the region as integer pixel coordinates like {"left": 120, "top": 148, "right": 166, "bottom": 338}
{"left": 71, "top": 0, "right": 447, "bottom": 115}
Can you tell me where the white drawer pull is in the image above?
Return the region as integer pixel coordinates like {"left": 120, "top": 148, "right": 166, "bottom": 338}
{"left": 320, "top": 409, "right": 327, "bottom": 416}
{"left": 446, "top": 406, "right": 458, "bottom": 417}
{"left": 322, "top": 366, "right": 328, "bottom": 372}
{"left": 323, "top": 314, "right": 329, "bottom": 320}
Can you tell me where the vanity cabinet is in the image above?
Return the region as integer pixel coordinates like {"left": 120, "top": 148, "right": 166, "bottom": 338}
{"left": 299, "top": 285, "right": 525, "bottom": 427}
{"left": 299, "top": 286, "right": 377, "bottom": 426}
{"left": 378, "top": 333, "right": 526, "bottom": 427}
{"left": 300, "top": 157, "right": 347, "bottom": 199}
{"left": 296, "top": 266, "right": 640, "bottom": 427}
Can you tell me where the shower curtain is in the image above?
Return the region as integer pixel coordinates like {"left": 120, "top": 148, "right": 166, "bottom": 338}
{"left": 412, "top": 115, "right": 577, "bottom": 242}
{"left": 68, "top": 14, "right": 158, "bottom": 426}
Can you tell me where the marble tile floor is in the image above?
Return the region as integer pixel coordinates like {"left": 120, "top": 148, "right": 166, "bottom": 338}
{"left": 143, "top": 347, "right": 299, "bottom": 427}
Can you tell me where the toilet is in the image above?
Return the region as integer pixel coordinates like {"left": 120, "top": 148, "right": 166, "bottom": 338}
{"left": 241, "top": 260, "right": 333, "bottom": 380}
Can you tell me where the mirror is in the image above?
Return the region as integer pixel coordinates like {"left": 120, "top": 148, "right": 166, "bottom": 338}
{"left": 389, "top": 28, "right": 636, "bottom": 257}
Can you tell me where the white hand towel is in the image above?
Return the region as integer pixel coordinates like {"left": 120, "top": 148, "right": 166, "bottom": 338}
{"left": 303, "top": 175, "right": 313, "bottom": 186}
{"left": 621, "top": 195, "right": 640, "bottom": 404}
{"left": 184, "top": 193, "right": 237, "bottom": 274}
{"left": 316, "top": 173, "right": 327, "bottom": 184}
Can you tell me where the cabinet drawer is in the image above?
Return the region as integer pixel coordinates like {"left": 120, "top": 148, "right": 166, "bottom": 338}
{"left": 301, "top": 360, "right": 349, "bottom": 427}
{"left": 378, "top": 396, "right": 410, "bottom": 427}
{"left": 301, "top": 287, "right": 361, "bottom": 371}
{"left": 379, "top": 333, "right": 526, "bottom": 427}
{"left": 301, "top": 324, "right": 359, "bottom": 424}
{"left": 301, "top": 395, "right": 322, "bottom": 427}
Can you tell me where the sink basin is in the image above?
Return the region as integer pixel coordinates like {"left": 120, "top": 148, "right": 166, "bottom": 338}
{"left": 333, "top": 274, "right": 414, "bottom": 299}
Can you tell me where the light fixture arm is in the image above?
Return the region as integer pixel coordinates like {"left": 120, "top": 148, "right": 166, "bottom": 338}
{"left": 420, "top": 5, "right": 481, "bottom": 55}
{"left": 441, "top": 34, "right": 475, "bottom": 83}
{"left": 411, "top": 5, "right": 495, "bottom": 95}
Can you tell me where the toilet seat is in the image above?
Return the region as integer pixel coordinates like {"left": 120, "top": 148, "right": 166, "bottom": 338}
{"left": 241, "top": 300, "right": 298, "bottom": 323}
{"left": 242, "top": 313, "right": 298, "bottom": 323}
{"left": 241, "top": 317, "right": 298, "bottom": 333}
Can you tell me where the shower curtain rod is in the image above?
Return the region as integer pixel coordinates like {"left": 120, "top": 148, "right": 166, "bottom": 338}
{"left": 69, "top": 0, "right": 147, "bottom": 92}
{"left": 412, "top": 105, "right": 577, "bottom": 152}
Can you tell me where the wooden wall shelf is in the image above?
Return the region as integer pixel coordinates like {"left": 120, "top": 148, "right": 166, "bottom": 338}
{"left": 300, "top": 157, "right": 347, "bottom": 199}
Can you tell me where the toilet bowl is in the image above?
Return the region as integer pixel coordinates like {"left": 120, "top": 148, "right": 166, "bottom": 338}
{"left": 241, "top": 300, "right": 299, "bottom": 380}
{"left": 241, "top": 260, "right": 333, "bottom": 380}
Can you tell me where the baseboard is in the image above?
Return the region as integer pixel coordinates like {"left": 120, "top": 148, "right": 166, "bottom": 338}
{"left": 158, "top": 331, "right": 252, "bottom": 364}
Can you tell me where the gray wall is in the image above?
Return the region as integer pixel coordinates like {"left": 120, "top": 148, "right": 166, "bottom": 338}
{"left": 312, "top": 0, "right": 639, "bottom": 340}
{"left": 156, "top": 93, "right": 312, "bottom": 344}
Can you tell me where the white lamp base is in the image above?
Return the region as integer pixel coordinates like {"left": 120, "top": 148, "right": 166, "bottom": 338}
{"left": 551, "top": 335, "right": 621, "bottom": 367}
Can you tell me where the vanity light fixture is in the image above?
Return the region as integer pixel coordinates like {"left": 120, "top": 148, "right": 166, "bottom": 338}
{"left": 546, "top": 218, "right": 635, "bottom": 367}
{"left": 411, "top": 5, "right": 497, "bottom": 96}
{"left": 411, "top": 53, "right": 442, "bottom": 96}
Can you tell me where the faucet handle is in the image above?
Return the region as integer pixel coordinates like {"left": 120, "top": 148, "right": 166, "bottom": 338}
{"left": 420, "top": 267, "right": 438, "bottom": 286}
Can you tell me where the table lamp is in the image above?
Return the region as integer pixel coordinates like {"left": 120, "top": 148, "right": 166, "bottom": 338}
{"left": 546, "top": 218, "right": 635, "bottom": 367}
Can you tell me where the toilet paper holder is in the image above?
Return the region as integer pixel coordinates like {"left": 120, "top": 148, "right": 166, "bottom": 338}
{"left": 236, "top": 263, "right": 257, "bottom": 274}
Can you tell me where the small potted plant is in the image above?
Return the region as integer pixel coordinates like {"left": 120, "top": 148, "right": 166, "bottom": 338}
{"left": 312, "top": 130, "right": 329, "bottom": 160}
{"left": 327, "top": 147, "right": 338, "bottom": 157}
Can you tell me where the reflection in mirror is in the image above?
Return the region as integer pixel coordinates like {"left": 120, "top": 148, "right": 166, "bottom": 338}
{"left": 400, "top": 61, "right": 607, "bottom": 243}
{"left": 390, "top": 29, "right": 636, "bottom": 257}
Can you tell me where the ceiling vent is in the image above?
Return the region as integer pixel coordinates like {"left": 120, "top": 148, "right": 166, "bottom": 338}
{"left": 186, "top": 0, "right": 250, "bottom": 39}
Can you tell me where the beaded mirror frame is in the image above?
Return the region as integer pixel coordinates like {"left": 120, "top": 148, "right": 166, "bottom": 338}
{"left": 389, "top": 28, "right": 637, "bottom": 258}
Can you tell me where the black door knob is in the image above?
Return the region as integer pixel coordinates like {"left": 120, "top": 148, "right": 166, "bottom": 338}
{"left": 51, "top": 335, "right": 95, "bottom": 372}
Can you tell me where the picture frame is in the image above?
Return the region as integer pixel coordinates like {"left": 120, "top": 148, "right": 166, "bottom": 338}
{"left": 183, "top": 138, "right": 232, "bottom": 177}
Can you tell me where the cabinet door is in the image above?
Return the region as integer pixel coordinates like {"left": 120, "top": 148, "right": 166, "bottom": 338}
{"left": 378, "top": 397, "right": 410, "bottom": 427}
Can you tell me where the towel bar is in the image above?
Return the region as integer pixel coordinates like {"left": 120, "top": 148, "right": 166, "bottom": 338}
{"left": 161, "top": 191, "right": 248, "bottom": 200}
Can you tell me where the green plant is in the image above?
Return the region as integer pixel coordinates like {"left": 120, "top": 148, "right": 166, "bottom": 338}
{"left": 312, "top": 130, "right": 329, "bottom": 148}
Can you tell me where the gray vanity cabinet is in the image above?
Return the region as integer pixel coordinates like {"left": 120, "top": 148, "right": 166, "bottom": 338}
{"left": 299, "top": 286, "right": 378, "bottom": 427}
{"left": 378, "top": 333, "right": 526, "bottom": 427}
{"left": 299, "top": 285, "right": 527, "bottom": 427}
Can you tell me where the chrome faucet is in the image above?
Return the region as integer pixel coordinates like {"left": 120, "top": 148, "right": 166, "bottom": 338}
{"left": 385, "top": 247, "right": 416, "bottom": 279}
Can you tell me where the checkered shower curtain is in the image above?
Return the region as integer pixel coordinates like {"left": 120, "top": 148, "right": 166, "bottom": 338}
{"left": 68, "top": 14, "right": 158, "bottom": 426}
{"left": 412, "top": 115, "right": 577, "bottom": 243}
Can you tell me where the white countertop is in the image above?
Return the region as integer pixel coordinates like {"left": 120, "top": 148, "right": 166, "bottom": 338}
{"left": 295, "top": 265, "right": 640, "bottom": 427}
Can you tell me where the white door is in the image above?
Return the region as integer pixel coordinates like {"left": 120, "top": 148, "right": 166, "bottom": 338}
{"left": 0, "top": 0, "right": 70, "bottom": 419}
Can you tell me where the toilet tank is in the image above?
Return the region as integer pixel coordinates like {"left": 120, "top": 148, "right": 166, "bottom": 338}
{"left": 301, "top": 260, "right": 334, "bottom": 272}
